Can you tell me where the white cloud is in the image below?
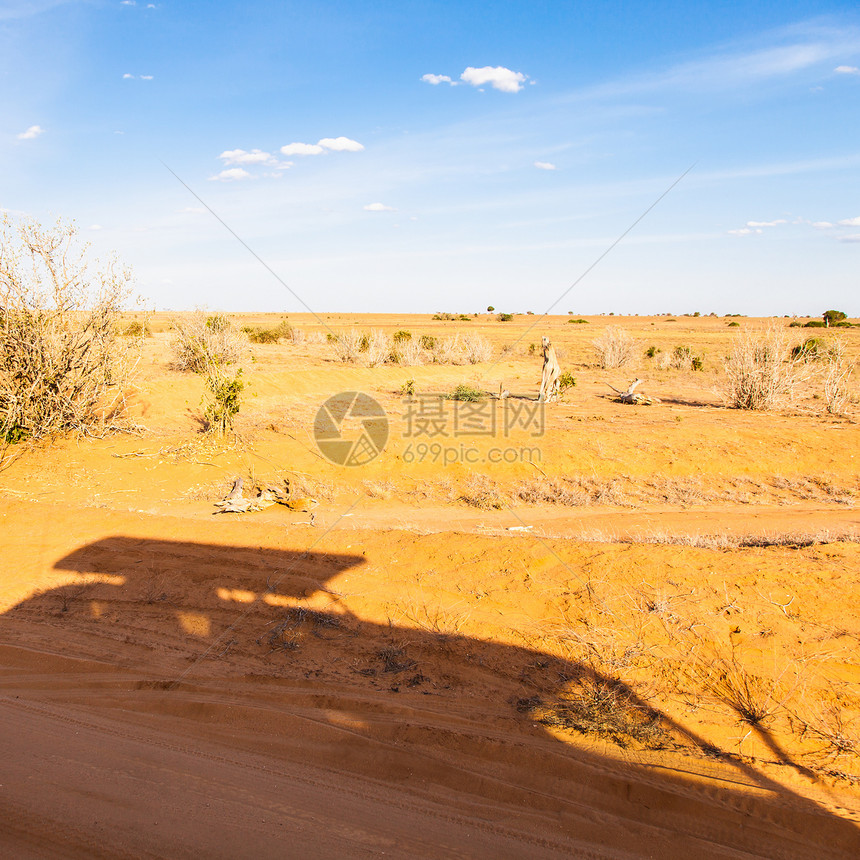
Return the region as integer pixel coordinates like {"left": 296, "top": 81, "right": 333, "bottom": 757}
{"left": 123, "top": 73, "right": 135, "bottom": 79}
{"left": 838, "top": 234, "right": 860, "bottom": 243}
{"left": 363, "top": 203, "right": 396, "bottom": 211}
{"left": 280, "top": 142, "right": 324, "bottom": 156}
{"left": 219, "top": 148, "right": 275, "bottom": 165}
{"left": 812, "top": 221, "right": 834, "bottom": 228}
{"left": 834, "top": 65, "right": 860, "bottom": 74}
{"left": 121, "top": 1, "right": 135, "bottom": 5}
{"left": 460, "top": 66, "right": 527, "bottom": 93}
{"left": 88, "top": 225, "right": 103, "bottom": 231}
{"left": 140, "top": 74, "right": 153, "bottom": 80}
{"left": 17, "top": 125, "right": 44, "bottom": 139}
{"left": 421, "top": 73, "right": 454, "bottom": 86}
{"left": 838, "top": 216, "right": 860, "bottom": 226}
{"left": 534, "top": 161, "right": 557, "bottom": 170}
{"left": 208, "top": 168, "right": 251, "bottom": 182}
{"left": 279, "top": 137, "right": 364, "bottom": 156}
{"left": 728, "top": 227, "right": 763, "bottom": 235}
{"left": 318, "top": 136, "right": 364, "bottom": 152}
{"left": 746, "top": 219, "right": 786, "bottom": 227}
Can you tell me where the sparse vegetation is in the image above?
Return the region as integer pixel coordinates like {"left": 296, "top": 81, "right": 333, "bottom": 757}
{"left": 444, "top": 383, "right": 486, "bottom": 402}
{"left": 170, "top": 310, "right": 247, "bottom": 372}
{"left": 497, "top": 312, "right": 514, "bottom": 322}
{"left": 0, "top": 215, "right": 137, "bottom": 454}
{"left": 722, "top": 325, "right": 806, "bottom": 410}
{"left": 242, "top": 319, "right": 291, "bottom": 343}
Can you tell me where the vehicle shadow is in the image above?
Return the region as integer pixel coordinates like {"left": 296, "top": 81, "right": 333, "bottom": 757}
{"left": 5, "top": 535, "right": 858, "bottom": 857}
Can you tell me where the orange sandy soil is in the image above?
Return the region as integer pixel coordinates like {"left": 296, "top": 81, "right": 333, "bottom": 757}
{"left": 2, "top": 313, "right": 860, "bottom": 858}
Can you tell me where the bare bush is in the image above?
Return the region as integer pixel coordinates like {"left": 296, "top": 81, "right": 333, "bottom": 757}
{"left": 0, "top": 215, "right": 137, "bottom": 457}
{"left": 722, "top": 325, "right": 806, "bottom": 410}
{"left": 365, "top": 329, "right": 391, "bottom": 367}
{"left": 432, "top": 334, "right": 464, "bottom": 365}
{"left": 822, "top": 340, "right": 852, "bottom": 415}
{"left": 170, "top": 310, "right": 247, "bottom": 372}
{"left": 400, "top": 339, "right": 426, "bottom": 366}
{"left": 460, "top": 333, "right": 493, "bottom": 364}
{"left": 592, "top": 327, "right": 637, "bottom": 368}
{"left": 331, "top": 328, "right": 363, "bottom": 362}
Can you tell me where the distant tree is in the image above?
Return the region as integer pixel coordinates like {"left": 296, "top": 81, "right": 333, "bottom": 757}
{"left": 487, "top": 305, "right": 495, "bottom": 312}
{"left": 823, "top": 309, "right": 847, "bottom": 327}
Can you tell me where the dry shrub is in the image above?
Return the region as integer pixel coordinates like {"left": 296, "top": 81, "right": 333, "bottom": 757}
{"left": 592, "top": 327, "right": 637, "bottom": 368}
{"left": 822, "top": 340, "right": 852, "bottom": 415}
{"left": 400, "top": 338, "right": 426, "bottom": 366}
{"left": 0, "top": 215, "right": 137, "bottom": 455}
{"left": 331, "top": 328, "right": 363, "bottom": 362}
{"left": 170, "top": 310, "right": 247, "bottom": 372}
{"left": 289, "top": 327, "right": 306, "bottom": 345}
{"left": 431, "top": 334, "right": 464, "bottom": 365}
{"left": 460, "top": 333, "right": 493, "bottom": 364}
{"left": 722, "top": 325, "right": 806, "bottom": 410}
{"left": 365, "top": 329, "right": 391, "bottom": 367}
{"left": 526, "top": 677, "right": 665, "bottom": 748}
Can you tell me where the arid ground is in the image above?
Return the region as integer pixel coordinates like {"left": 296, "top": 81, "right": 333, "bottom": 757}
{"left": 2, "top": 312, "right": 859, "bottom": 858}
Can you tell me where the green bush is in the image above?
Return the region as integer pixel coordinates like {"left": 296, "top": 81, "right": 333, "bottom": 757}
{"left": 558, "top": 371, "right": 576, "bottom": 393}
{"left": 444, "top": 384, "right": 486, "bottom": 402}
{"left": 567, "top": 318, "right": 589, "bottom": 324}
{"left": 242, "top": 319, "right": 292, "bottom": 344}
{"left": 803, "top": 321, "right": 826, "bottom": 328}
{"left": 823, "top": 310, "right": 847, "bottom": 326}
{"left": 727, "top": 321, "right": 740, "bottom": 327}
{"left": 497, "top": 313, "right": 513, "bottom": 322}
{"left": 393, "top": 330, "right": 412, "bottom": 343}
{"left": 204, "top": 368, "right": 243, "bottom": 435}
{"left": 420, "top": 334, "right": 436, "bottom": 350}
{"left": 645, "top": 345, "right": 659, "bottom": 358}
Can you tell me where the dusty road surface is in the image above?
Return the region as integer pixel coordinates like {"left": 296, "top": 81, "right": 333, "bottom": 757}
{"left": 1, "top": 314, "right": 859, "bottom": 857}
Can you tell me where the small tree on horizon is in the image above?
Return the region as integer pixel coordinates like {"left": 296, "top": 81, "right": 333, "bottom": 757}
{"left": 823, "top": 310, "right": 847, "bottom": 327}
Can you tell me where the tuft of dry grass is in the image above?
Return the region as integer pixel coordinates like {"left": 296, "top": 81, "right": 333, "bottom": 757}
{"left": 526, "top": 676, "right": 666, "bottom": 748}
{"left": 458, "top": 474, "right": 505, "bottom": 509}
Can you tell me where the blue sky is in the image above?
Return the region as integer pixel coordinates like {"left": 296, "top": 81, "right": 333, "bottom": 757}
{"left": 2, "top": 0, "right": 859, "bottom": 314}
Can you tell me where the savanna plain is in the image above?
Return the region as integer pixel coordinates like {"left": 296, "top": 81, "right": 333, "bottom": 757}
{"left": 2, "top": 309, "right": 860, "bottom": 859}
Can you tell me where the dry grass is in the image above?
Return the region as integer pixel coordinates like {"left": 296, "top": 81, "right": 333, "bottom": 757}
{"left": 458, "top": 474, "right": 505, "bottom": 509}
{"left": 527, "top": 677, "right": 666, "bottom": 748}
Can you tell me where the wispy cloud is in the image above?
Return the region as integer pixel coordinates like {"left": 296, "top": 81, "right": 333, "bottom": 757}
{"left": 208, "top": 167, "right": 252, "bottom": 182}
{"left": 363, "top": 202, "right": 396, "bottom": 211}
{"left": 123, "top": 73, "right": 154, "bottom": 80}
{"left": 534, "top": 161, "right": 557, "bottom": 170}
{"left": 834, "top": 64, "right": 860, "bottom": 74}
{"left": 838, "top": 215, "right": 860, "bottom": 226}
{"left": 460, "top": 66, "right": 528, "bottom": 93}
{"left": 838, "top": 234, "right": 860, "bottom": 243}
{"left": 17, "top": 124, "right": 44, "bottom": 139}
{"left": 747, "top": 219, "right": 786, "bottom": 227}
